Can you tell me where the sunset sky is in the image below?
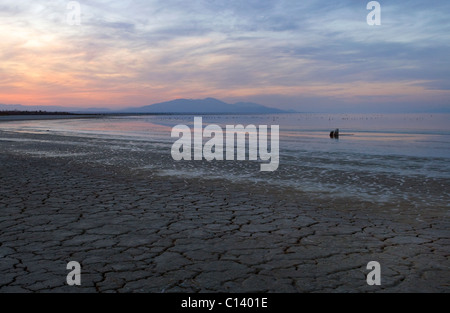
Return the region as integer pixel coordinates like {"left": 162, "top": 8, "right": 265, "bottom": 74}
{"left": 1, "top": 0, "right": 449, "bottom": 112}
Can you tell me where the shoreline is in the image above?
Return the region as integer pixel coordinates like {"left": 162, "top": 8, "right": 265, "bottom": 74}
{"left": 0, "top": 129, "right": 448, "bottom": 293}
{"left": 0, "top": 114, "right": 105, "bottom": 123}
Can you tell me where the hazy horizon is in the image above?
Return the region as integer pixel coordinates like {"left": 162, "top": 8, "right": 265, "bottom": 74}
{"left": 1, "top": 1, "right": 449, "bottom": 113}
{"left": 1, "top": 98, "right": 450, "bottom": 114}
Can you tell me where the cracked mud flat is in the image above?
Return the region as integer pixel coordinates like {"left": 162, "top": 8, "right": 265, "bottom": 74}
{"left": 0, "top": 130, "right": 449, "bottom": 293}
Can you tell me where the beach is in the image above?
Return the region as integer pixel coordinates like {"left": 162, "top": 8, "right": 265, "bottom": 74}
{"left": 0, "top": 121, "right": 448, "bottom": 293}
{"left": 2, "top": 0, "right": 449, "bottom": 297}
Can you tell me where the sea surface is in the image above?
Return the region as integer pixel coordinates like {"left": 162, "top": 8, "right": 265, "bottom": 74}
{"left": 1, "top": 113, "right": 449, "bottom": 208}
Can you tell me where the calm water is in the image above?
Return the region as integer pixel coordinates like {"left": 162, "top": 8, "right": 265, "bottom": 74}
{"left": 1, "top": 113, "right": 449, "bottom": 207}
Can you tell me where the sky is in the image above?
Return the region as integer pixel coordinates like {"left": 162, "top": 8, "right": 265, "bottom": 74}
{"left": 1, "top": 0, "right": 449, "bottom": 112}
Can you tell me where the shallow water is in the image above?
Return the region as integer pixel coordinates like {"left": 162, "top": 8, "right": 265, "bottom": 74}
{"left": 1, "top": 113, "right": 449, "bottom": 207}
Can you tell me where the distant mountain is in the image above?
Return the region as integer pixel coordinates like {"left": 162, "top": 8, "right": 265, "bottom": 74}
{"left": 1, "top": 98, "right": 288, "bottom": 114}
{"left": 122, "top": 98, "right": 287, "bottom": 114}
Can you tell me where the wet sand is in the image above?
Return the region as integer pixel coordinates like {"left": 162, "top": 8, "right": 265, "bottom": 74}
{"left": 0, "top": 129, "right": 448, "bottom": 293}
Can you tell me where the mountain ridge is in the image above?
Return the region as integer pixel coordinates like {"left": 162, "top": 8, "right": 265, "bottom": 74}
{"left": 121, "top": 98, "right": 287, "bottom": 114}
{"left": 1, "top": 98, "right": 289, "bottom": 114}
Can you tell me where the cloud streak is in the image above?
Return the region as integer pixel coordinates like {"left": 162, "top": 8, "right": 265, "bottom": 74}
{"left": 0, "top": 0, "right": 449, "bottom": 112}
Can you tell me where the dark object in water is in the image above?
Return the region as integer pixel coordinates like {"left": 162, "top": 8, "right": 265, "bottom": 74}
{"left": 330, "top": 128, "right": 339, "bottom": 139}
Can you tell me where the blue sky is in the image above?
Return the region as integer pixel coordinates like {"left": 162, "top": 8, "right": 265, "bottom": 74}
{"left": 1, "top": 0, "right": 449, "bottom": 112}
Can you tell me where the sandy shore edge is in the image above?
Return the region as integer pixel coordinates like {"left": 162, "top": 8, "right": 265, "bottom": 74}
{"left": 0, "top": 128, "right": 448, "bottom": 293}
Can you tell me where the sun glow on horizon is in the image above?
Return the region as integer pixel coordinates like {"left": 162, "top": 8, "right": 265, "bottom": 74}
{"left": 1, "top": 1, "right": 449, "bottom": 112}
